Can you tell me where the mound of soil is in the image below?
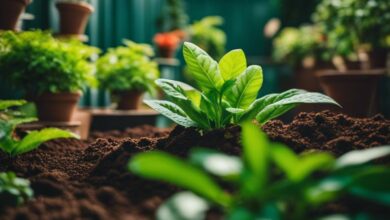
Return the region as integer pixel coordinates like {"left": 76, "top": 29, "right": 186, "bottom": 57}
{"left": 0, "top": 111, "right": 389, "bottom": 219}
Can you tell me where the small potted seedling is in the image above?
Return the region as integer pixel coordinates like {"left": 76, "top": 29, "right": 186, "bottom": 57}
{"left": 56, "top": 0, "right": 94, "bottom": 36}
{"left": 129, "top": 122, "right": 390, "bottom": 219}
{"left": 0, "top": 31, "right": 99, "bottom": 122}
{"left": 0, "top": 0, "right": 32, "bottom": 31}
{"left": 144, "top": 42, "right": 339, "bottom": 131}
{"left": 97, "top": 40, "right": 159, "bottom": 110}
{"left": 313, "top": 0, "right": 389, "bottom": 117}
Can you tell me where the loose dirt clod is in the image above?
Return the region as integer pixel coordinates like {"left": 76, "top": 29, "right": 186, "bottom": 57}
{"left": 0, "top": 111, "right": 389, "bottom": 219}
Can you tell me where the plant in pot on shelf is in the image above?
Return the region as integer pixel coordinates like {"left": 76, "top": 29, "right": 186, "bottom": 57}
{"left": 188, "top": 16, "right": 226, "bottom": 61}
{"left": 0, "top": 0, "right": 32, "bottom": 31}
{"left": 273, "top": 25, "right": 331, "bottom": 92}
{"left": 154, "top": 32, "right": 181, "bottom": 58}
{"left": 56, "top": 0, "right": 94, "bottom": 36}
{"left": 0, "top": 30, "right": 99, "bottom": 122}
{"left": 144, "top": 42, "right": 339, "bottom": 131}
{"left": 97, "top": 40, "right": 159, "bottom": 110}
{"left": 312, "top": 0, "right": 390, "bottom": 117}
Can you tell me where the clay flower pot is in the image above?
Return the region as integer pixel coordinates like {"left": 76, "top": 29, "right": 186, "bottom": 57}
{"left": 154, "top": 32, "right": 180, "bottom": 58}
{"left": 157, "top": 45, "right": 177, "bottom": 58}
{"left": 0, "top": 0, "right": 31, "bottom": 30}
{"left": 317, "top": 69, "right": 385, "bottom": 117}
{"left": 34, "top": 92, "right": 81, "bottom": 122}
{"left": 56, "top": 1, "right": 94, "bottom": 35}
{"left": 115, "top": 90, "right": 144, "bottom": 110}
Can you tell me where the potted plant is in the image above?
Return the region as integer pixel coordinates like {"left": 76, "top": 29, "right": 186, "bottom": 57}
{"left": 56, "top": 0, "right": 94, "bottom": 36}
{"left": 0, "top": 0, "right": 32, "bottom": 31}
{"left": 0, "top": 31, "right": 99, "bottom": 122}
{"left": 313, "top": 0, "right": 389, "bottom": 117}
{"left": 96, "top": 40, "right": 159, "bottom": 110}
{"left": 188, "top": 16, "right": 226, "bottom": 60}
{"left": 153, "top": 32, "right": 181, "bottom": 58}
{"left": 273, "top": 25, "right": 332, "bottom": 92}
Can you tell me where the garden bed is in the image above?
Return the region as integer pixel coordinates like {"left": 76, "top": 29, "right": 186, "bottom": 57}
{"left": 0, "top": 111, "right": 389, "bottom": 219}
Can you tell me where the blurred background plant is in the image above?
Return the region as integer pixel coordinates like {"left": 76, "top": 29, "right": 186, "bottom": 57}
{"left": 156, "top": 0, "right": 188, "bottom": 33}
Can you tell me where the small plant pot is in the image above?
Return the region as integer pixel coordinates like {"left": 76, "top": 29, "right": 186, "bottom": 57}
{"left": 34, "top": 92, "right": 81, "bottom": 122}
{"left": 56, "top": 1, "right": 94, "bottom": 35}
{"left": 317, "top": 69, "right": 385, "bottom": 117}
{"left": 115, "top": 90, "right": 144, "bottom": 110}
{"left": 157, "top": 45, "right": 177, "bottom": 58}
{"left": 0, "top": 0, "right": 31, "bottom": 30}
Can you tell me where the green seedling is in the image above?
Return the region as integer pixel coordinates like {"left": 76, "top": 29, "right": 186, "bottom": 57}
{"left": 0, "top": 172, "right": 33, "bottom": 208}
{"left": 129, "top": 122, "right": 390, "bottom": 220}
{"left": 0, "top": 100, "right": 78, "bottom": 156}
{"left": 145, "top": 42, "right": 339, "bottom": 131}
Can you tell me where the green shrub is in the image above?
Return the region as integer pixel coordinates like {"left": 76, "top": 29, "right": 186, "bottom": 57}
{"left": 0, "top": 172, "right": 33, "bottom": 208}
{"left": 129, "top": 122, "right": 390, "bottom": 219}
{"left": 96, "top": 40, "right": 159, "bottom": 94}
{"left": 145, "top": 42, "right": 339, "bottom": 131}
{"left": 0, "top": 30, "right": 99, "bottom": 95}
{"left": 0, "top": 100, "right": 77, "bottom": 156}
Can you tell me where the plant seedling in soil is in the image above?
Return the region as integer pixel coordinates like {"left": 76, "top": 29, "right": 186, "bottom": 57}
{"left": 129, "top": 122, "right": 390, "bottom": 220}
{"left": 0, "top": 100, "right": 78, "bottom": 156}
{"left": 0, "top": 172, "right": 33, "bottom": 208}
{"left": 144, "top": 42, "right": 340, "bottom": 131}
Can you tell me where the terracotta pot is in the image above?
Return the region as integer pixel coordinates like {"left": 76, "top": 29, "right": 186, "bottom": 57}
{"left": 56, "top": 1, "right": 94, "bottom": 35}
{"left": 317, "top": 69, "right": 385, "bottom": 117}
{"left": 0, "top": 0, "right": 31, "bottom": 30}
{"left": 34, "top": 92, "right": 81, "bottom": 122}
{"left": 115, "top": 90, "right": 144, "bottom": 110}
{"left": 157, "top": 46, "right": 177, "bottom": 58}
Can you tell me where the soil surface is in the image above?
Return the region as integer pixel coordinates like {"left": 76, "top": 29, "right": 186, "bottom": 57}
{"left": 0, "top": 111, "right": 389, "bottom": 219}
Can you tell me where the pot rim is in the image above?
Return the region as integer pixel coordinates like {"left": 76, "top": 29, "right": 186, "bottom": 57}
{"left": 56, "top": 1, "right": 94, "bottom": 13}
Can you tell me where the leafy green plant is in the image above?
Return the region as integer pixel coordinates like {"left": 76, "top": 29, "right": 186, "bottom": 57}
{"left": 189, "top": 16, "right": 226, "bottom": 60}
{"left": 129, "top": 122, "right": 390, "bottom": 220}
{"left": 0, "top": 172, "right": 33, "bottom": 208}
{"left": 312, "top": 0, "right": 390, "bottom": 58}
{"left": 156, "top": 0, "right": 189, "bottom": 32}
{"left": 273, "top": 25, "right": 329, "bottom": 66}
{"left": 0, "top": 100, "right": 77, "bottom": 156}
{"left": 0, "top": 30, "right": 99, "bottom": 95}
{"left": 144, "top": 42, "right": 339, "bottom": 131}
{"left": 96, "top": 40, "right": 160, "bottom": 94}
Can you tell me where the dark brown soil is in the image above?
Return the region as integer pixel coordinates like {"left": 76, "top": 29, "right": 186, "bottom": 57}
{"left": 0, "top": 111, "right": 389, "bottom": 220}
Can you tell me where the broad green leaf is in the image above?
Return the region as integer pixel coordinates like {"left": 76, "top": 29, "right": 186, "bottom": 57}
{"left": 220, "top": 79, "right": 236, "bottom": 95}
{"left": 239, "top": 89, "right": 305, "bottom": 122}
{"left": 190, "top": 148, "right": 242, "bottom": 180}
{"left": 8, "top": 117, "right": 37, "bottom": 127}
{"left": 12, "top": 128, "right": 78, "bottom": 156}
{"left": 219, "top": 49, "right": 246, "bottom": 81}
{"left": 228, "top": 207, "right": 255, "bottom": 220}
{"left": 199, "top": 90, "right": 219, "bottom": 125}
{"left": 256, "top": 91, "right": 340, "bottom": 124}
{"left": 335, "top": 146, "right": 390, "bottom": 169}
{"left": 183, "top": 42, "right": 224, "bottom": 91}
{"left": 0, "top": 100, "right": 27, "bottom": 111}
{"left": 156, "top": 79, "right": 201, "bottom": 101}
{"left": 241, "top": 122, "right": 268, "bottom": 195}
{"left": 144, "top": 100, "right": 197, "bottom": 127}
{"left": 271, "top": 144, "right": 334, "bottom": 182}
{"left": 128, "top": 151, "right": 232, "bottom": 207}
{"left": 225, "top": 65, "right": 263, "bottom": 109}
{"left": 157, "top": 192, "right": 210, "bottom": 220}
{"left": 226, "top": 108, "right": 245, "bottom": 114}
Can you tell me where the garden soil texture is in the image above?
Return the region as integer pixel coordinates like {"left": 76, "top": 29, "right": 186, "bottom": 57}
{"left": 0, "top": 111, "right": 389, "bottom": 219}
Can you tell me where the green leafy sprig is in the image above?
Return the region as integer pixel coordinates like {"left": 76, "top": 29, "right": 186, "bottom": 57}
{"left": 0, "top": 172, "right": 33, "bottom": 208}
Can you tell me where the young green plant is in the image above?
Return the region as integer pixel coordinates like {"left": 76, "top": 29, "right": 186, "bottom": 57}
{"left": 129, "top": 123, "right": 390, "bottom": 219}
{"left": 0, "top": 100, "right": 78, "bottom": 156}
{"left": 145, "top": 42, "right": 339, "bottom": 131}
{"left": 0, "top": 172, "right": 33, "bottom": 208}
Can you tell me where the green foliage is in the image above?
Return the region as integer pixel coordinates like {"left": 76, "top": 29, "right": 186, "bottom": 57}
{"left": 0, "top": 30, "right": 99, "bottom": 95}
{"left": 0, "top": 100, "right": 78, "bottom": 156}
{"left": 129, "top": 122, "right": 390, "bottom": 220}
{"left": 273, "top": 25, "right": 329, "bottom": 66}
{"left": 0, "top": 172, "right": 33, "bottom": 208}
{"left": 312, "top": 0, "right": 390, "bottom": 58}
{"left": 96, "top": 40, "right": 159, "bottom": 94}
{"left": 189, "top": 16, "right": 226, "bottom": 60}
{"left": 157, "top": 0, "right": 188, "bottom": 32}
{"left": 145, "top": 42, "right": 339, "bottom": 131}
